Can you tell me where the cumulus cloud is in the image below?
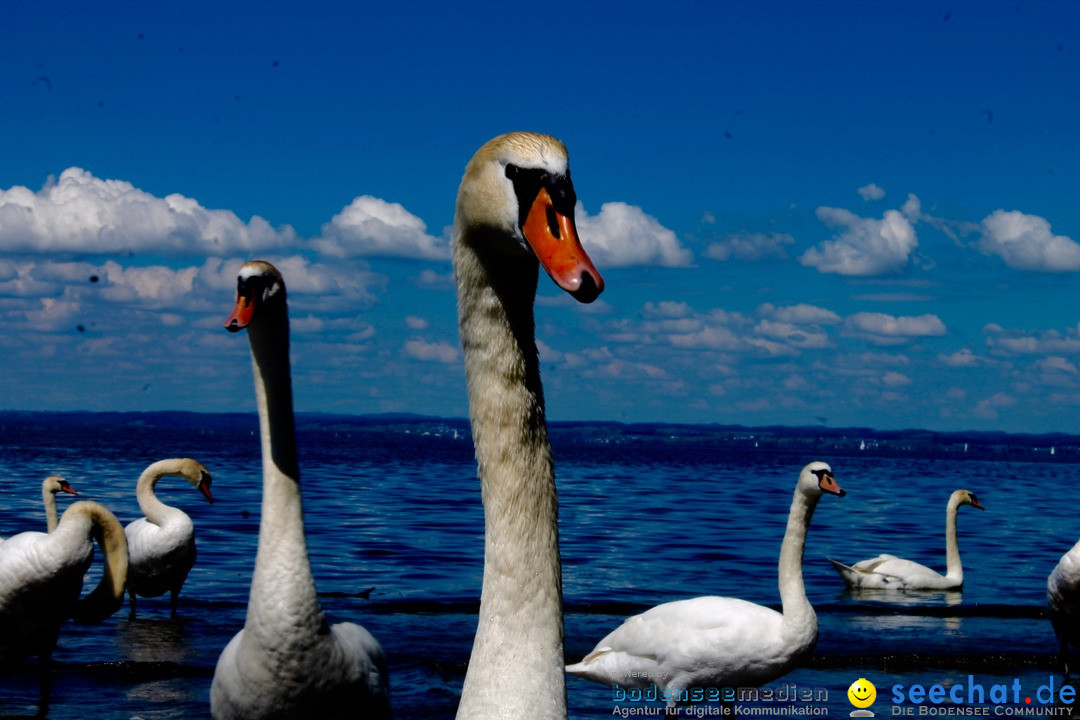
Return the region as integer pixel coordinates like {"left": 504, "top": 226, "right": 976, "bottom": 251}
{"left": 800, "top": 198, "right": 919, "bottom": 276}
{"left": 758, "top": 303, "right": 841, "bottom": 325}
{"left": 403, "top": 338, "right": 459, "bottom": 363}
{"left": 938, "top": 348, "right": 981, "bottom": 367}
{"left": 845, "top": 312, "right": 947, "bottom": 345}
{"left": 1039, "top": 356, "right": 1079, "bottom": 374}
{"left": 0, "top": 168, "right": 295, "bottom": 256}
{"left": 858, "top": 183, "right": 886, "bottom": 201}
{"left": 315, "top": 195, "right": 448, "bottom": 260}
{"left": 704, "top": 232, "right": 794, "bottom": 261}
{"left": 577, "top": 202, "right": 692, "bottom": 267}
{"left": 978, "top": 210, "right": 1080, "bottom": 272}
{"left": 405, "top": 316, "right": 429, "bottom": 330}
{"left": 882, "top": 371, "right": 912, "bottom": 387}
{"left": 984, "top": 324, "right": 1080, "bottom": 356}
{"left": 974, "top": 391, "right": 1015, "bottom": 420}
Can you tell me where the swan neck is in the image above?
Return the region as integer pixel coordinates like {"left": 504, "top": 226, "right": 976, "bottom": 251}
{"left": 134, "top": 460, "right": 181, "bottom": 525}
{"left": 778, "top": 488, "right": 818, "bottom": 632}
{"left": 68, "top": 501, "right": 129, "bottom": 623}
{"left": 944, "top": 496, "right": 963, "bottom": 582}
{"left": 245, "top": 307, "right": 324, "bottom": 635}
{"left": 43, "top": 485, "right": 59, "bottom": 533}
{"left": 454, "top": 230, "right": 566, "bottom": 718}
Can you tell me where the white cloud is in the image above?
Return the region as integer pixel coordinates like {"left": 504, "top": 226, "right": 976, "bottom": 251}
{"left": 315, "top": 195, "right": 448, "bottom": 260}
{"left": 704, "top": 232, "right": 794, "bottom": 261}
{"left": 985, "top": 324, "right": 1080, "bottom": 356}
{"left": 403, "top": 338, "right": 458, "bottom": 363}
{"left": 0, "top": 168, "right": 295, "bottom": 256}
{"left": 1039, "top": 356, "right": 1079, "bottom": 374}
{"left": 845, "top": 312, "right": 946, "bottom": 345}
{"left": 643, "top": 301, "right": 693, "bottom": 318}
{"left": 577, "top": 202, "right": 692, "bottom": 268}
{"left": 758, "top": 303, "right": 841, "bottom": 325}
{"left": 858, "top": 183, "right": 885, "bottom": 201}
{"left": 974, "top": 391, "right": 1015, "bottom": 420}
{"left": 882, "top": 371, "right": 912, "bottom": 387}
{"left": 939, "top": 348, "right": 981, "bottom": 367}
{"left": 405, "top": 316, "right": 429, "bottom": 330}
{"left": 978, "top": 209, "right": 1080, "bottom": 272}
{"left": 800, "top": 198, "right": 919, "bottom": 276}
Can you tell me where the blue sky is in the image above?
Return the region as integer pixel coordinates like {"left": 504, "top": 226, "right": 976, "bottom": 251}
{"left": 2, "top": 1, "right": 1079, "bottom": 433}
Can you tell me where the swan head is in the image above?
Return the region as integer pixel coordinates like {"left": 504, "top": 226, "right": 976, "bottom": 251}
{"left": 225, "top": 260, "right": 286, "bottom": 332}
{"left": 951, "top": 489, "right": 985, "bottom": 511}
{"left": 801, "top": 461, "right": 845, "bottom": 497}
{"left": 455, "top": 132, "right": 605, "bottom": 303}
{"left": 42, "top": 475, "right": 78, "bottom": 496}
{"left": 176, "top": 459, "right": 214, "bottom": 505}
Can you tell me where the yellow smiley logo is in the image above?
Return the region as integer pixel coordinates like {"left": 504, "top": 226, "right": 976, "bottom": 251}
{"left": 847, "top": 678, "right": 877, "bottom": 709}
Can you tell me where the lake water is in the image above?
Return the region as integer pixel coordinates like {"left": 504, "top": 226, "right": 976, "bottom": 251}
{"left": 1, "top": 412, "right": 1078, "bottom": 719}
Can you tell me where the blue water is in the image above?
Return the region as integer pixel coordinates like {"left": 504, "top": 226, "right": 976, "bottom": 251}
{"left": 1, "top": 412, "right": 1077, "bottom": 718}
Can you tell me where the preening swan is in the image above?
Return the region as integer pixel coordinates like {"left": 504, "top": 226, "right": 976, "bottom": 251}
{"left": 1047, "top": 538, "right": 1080, "bottom": 673}
{"left": 453, "top": 132, "right": 604, "bottom": 720}
{"left": 211, "top": 261, "right": 390, "bottom": 720}
{"left": 565, "top": 462, "right": 844, "bottom": 705}
{"left": 829, "top": 489, "right": 984, "bottom": 590}
{"left": 125, "top": 458, "right": 213, "bottom": 618}
{"left": 0, "top": 500, "right": 128, "bottom": 712}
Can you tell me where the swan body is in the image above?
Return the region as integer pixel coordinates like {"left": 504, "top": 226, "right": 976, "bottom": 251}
{"left": 453, "top": 132, "right": 605, "bottom": 720}
{"left": 565, "top": 462, "right": 844, "bottom": 704}
{"left": 829, "top": 489, "right": 984, "bottom": 590}
{"left": 125, "top": 458, "right": 213, "bottom": 617}
{"left": 0, "top": 500, "right": 128, "bottom": 711}
{"left": 1047, "top": 538, "right": 1080, "bottom": 672}
{"left": 211, "top": 261, "right": 390, "bottom": 720}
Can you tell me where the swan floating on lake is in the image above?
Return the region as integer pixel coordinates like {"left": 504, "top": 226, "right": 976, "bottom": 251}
{"left": 565, "top": 462, "right": 844, "bottom": 706}
{"left": 452, "top": 132, "right": 604, "bottom": 720}
{"left": 829, "top": 489, "right": 984, "bottom": 590}
{"left": 211, "top": 260, "right": 390, "bottom": 720}
{"left": 125, "top": 458, "right": 213, "bottom": 618}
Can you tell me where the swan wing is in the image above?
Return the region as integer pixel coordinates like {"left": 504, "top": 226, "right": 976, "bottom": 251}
{"left": 830, "top": 556, "right": 907, "bottom": 589}
{"left": 1048, "top": 541, "right": 1080, "bottom": 648}
{"left": 125, "top": 515, "right": 196, "bottom": 597}
{"left": 567, "top": 597, "right": 787, "bottom": 690}
{"left": 0, "top": 530, "right": 93, "bottom": 656}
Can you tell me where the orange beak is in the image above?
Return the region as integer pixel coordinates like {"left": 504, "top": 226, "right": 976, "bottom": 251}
{"left": 819, "top": 472, "right": 846, "bottom": 497}
{"left": 225, "top": 294, "right": 254, "bottom": 332}
{"left": 521, "top": 187, "right": 604, "bottom": 303}
{"left": 198, "top": 479, "right": 214, "bottom": 505}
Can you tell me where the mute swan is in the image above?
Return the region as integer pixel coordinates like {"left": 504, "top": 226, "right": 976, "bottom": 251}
{"left": 125, "top": 458, "right": 213, "bottom": 618}
{"left": 1047, "top": 538, "right": 1080, "bottom": 673}
{"left": 453, "top": 132, "right": 604, "bottom": 720}
{"left": 0, "top": 476, "right": 77, "bottom": 551}
{"left": 42, "top": 475, "right": 79, "bottom": 532}
{"left": 211, "top": 261, "right": 390, "bottom": 720}
{"left": 0, "top": 500, "right": 128, "bottom": 712}
{"left": 829, "top": 489, "right": 984, "bottom": 590}
{"left": 565, "top": 462, "right": 844, "bottom": 705}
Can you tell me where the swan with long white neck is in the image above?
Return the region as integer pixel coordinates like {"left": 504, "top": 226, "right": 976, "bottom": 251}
{"left": 829, "top": 489, "right": 984, "bottom": 590}
{"left": 565, "top": 462, "right": 844, "bottom": 705}
{"left": 124, "top": 458, "right": 213, "bottom": 617}
{"left": 453, "top": 132, "right": 604, "bottom": 720}
{"left": 1048, "top": 538, "right": 1080, "bottom": 673}
{"left": 0, "top": 500, "right": 128, "bottom": 713}
{"left": 210, "top": 260, "right": 390, "bottom": 720}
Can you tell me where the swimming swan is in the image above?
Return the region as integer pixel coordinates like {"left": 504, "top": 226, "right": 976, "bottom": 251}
{"left": 211, "top": 260, "right": 390, "bottom": 720}
{"left": 125, "top": 458, "right": 213, "bottom": 617}
{"left": 565, "top": 462, "right": 844, "bottom": 705}
{"left": 829, "top": 489, "right": 984, "bottom": 590}
{"left": 0, "top": 500, "right": 128, "bottom": 712}
{"left": 453, "top": 132, "right": 604, "bottom": 720}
